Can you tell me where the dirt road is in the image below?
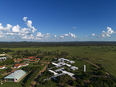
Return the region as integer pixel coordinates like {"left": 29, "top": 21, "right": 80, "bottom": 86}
{"left": 30, "top": 62, "right": 50, "bottom": 87}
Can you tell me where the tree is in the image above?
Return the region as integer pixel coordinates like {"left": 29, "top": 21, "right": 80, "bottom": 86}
{"left": 5, "top": 67, "right": 12, "bottom": 73}
{"left": 80, "top": 81, "right": 84, "bottom": 87}
{"left": 57, "top": 74, "right": 72, "bottom": 83}
{"left": 63, "top": 83, "right": 68, "bottom": 87}
{"left": 103, "top": 82, "right": 109, "bottom": 87}
{"left": 92, "top": 82, "right": 101, "bottom": 87}
{"left": 22, "top": 66, "right": 30, "bottom": 72}
{"left": 105, "top": 78, "right": 114, "bottom": 87}
{"left": 72, "top": 81, "right": 77, "bottom": 86}
{"left": 88, "top": 84, "right": 93, "bottom": 87}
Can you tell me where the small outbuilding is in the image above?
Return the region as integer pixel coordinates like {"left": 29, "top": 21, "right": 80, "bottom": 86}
{"left": 4, "top": 70, "right": 26, "bottom": 82}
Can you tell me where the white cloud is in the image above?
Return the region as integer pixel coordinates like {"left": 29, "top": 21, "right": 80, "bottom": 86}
{"left": 91, "top": 33, "right": 95, "bottom": 36}
{"left": 0, "top": 31, "right": 5, "bottom": 38}
{"left": 85, "top": 35, "right": 88, "bottom": 37}
{"left": 12, "top": 25, "right": 20, "bottom": 32}
{"left": 35, "top": 37, "right": 42, "bottom": 40}
{"left": 106, "top": 27, "right": 114, "bottom": 34}
{"left": 59, "top": 36, "right": 64, "bottom": 38}
{"left": 44, "top": 33, "right": 50, "bottom": 37}
{"left": 64, "top": 34, "right": 69, "bottom": 36}
{"left": 69, "top": 32, "right": 77, "bottom": 38}
{"left": 32, "top": 27, "right": 37, "bottom": 33}
{"left": 26, "top": 20, "right": 37, "bottom": 33}
{"left": 21, "top": 34, "right": 34, "bottom": 40}
{"left": 53, "top": 35, "right": 57, "bottom": 37}
{"left": 20, "top": 28, "right": 31, "bottom": 35}
{"left": 22, "top": 35, "right": 28, "bottom": 39}
{"left": 28, "top": 34, "right": 34, "bottom": 39}
{"left": 0, "top": 23, "right": 3, "bottom": 30}
{"left": 23, "top": 17, "right": 28, "bottom": 22}
{"left": 5, "top": 24, "right": 12, "bottom": 31}
{"left": 0, "top": 23, "right": 12, "bottom": 31}
{"left": 73, "top": 27, "right": 77, "bottom": 29}
{"left": 98, "top": 27, "right": 115, "bottom": 38}
{"left": 6, "top": 32, "right": 15, "bottom": 35}
{"left": 27, "top": 20, "right": 32, "bottom": 28}
{"left": 36, "top": 32, "right": 44, "bottom": 37}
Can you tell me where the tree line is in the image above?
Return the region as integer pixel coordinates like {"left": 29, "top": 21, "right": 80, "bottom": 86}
{"left": 0, "top": 41, "right": 116, "bottom": 48}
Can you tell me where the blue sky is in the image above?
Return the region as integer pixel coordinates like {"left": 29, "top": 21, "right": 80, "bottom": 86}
{"left": 0, "top": 0, "right": 116, "bottom": 42}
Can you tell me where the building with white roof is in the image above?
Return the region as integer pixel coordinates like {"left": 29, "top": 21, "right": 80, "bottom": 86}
{"left": 48, "top": 70, "right": 58, "bottom": 75}
{"left": 0, "top": 65, "right": 6, "bottom": 69}
{"left": 47, "top": 57, "right": 78, "bottom": 80}
{"left": 70, "top": 66, "right": 78, "bottom": 70}
{"left": 52, "top": 62, "right": 58, "bottom": 66}
{"left": 4, "top": 70, "right": 26, "bottom": 82}
{"left": 62, "top": 71, "right": 74, "bottom": 77}
{"left": 55, "top": 68, "right": 64, "bottom": 72}
{"left": 65, "top": 64, "right": 71, "bottom": 67}
{"left": 69, "top": 61, "right": 75, "bottom": 64}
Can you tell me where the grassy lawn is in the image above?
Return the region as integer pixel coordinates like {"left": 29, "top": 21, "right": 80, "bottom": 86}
{"left": 37, "top": 80, "right": 58, "bottom": 87}
{"left": 6, "top": 64, "right": 14, "bottom": 68}
{"left": 0, "top": 82, "right": 22, "bottom": 87}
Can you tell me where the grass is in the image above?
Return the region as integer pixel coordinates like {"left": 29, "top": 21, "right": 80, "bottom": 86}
{"left": 3, "top": 46, "right": 116, "bottom": 77}
{"left": 0, "top": 82, "right": 22, "bottom": 87}
{"left": 6, "top": 64, "right": 14, "bottom": 68}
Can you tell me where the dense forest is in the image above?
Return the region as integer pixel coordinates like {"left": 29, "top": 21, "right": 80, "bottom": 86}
{"left": 0, "top": 41, "right": 116, "bottom": 48}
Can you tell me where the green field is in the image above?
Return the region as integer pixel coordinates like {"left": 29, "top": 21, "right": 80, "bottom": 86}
{"left": 0, "top": 82, "right": 22, "bottom": 87}
{"left": 4, "top": 46, "right": 116, "bottom": 77}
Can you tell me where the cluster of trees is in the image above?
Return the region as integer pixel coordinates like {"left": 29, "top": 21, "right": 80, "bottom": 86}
{"left": 22, "top": 68, "right": 40, "bottom": 87}
{"left": 0, "top": 59, "right": 14, "bottom": 65}
{"left": 56, "top": 74, "right": 72, "bottom": 84}
{"left": 0, "top": 67, "right": 12, "bottom": 74}
{"left": 0, "top": 48, "right": 14, "bottom": 53}
{"left": 37, "top": 70, "right": 54, "bottom": 83}
{"left": 12, "top": 49, "right": 69, "bottom": 59}
{"left": 91, "top": 77, "right": 115, "bottom": 87}
{"left": 1, "top": 41, "right": 116, "bottom": 48}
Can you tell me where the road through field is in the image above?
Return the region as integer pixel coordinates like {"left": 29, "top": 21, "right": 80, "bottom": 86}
{"left": 76, "top": 57, "right": 110, "bottom": 75}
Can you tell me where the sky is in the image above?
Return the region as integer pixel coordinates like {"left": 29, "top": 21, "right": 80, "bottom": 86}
{"left": 0, "top": 0, "right": 116, "bottom": 42}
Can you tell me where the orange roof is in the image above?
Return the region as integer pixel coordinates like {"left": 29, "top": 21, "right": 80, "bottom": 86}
{"left": 13, "top": 59, "right": 17, "bottom": 61}
{"left": 13, "top": 59, "right": 22, "bottom": 62}
{"left": 14, "top": 64, "right": 21, "bottom": 67}
{"left": 21, "top": 63, "right": 27, "bottom": 65}
{"left": 23, "top": 58, "right": 29, "bottom": 59}
{"left": 28, "top": 56, "right": 36, "bottom": 59}
{"left": 83, "top": 80, "right": 90, "bottom": 84}
{"left": 0, "top": 66, "right": 5, "bottom": 68}
{"left": 17, "top": 59, "right": 22, "bottom": 61}
{"left": 30, "top": 60, "right": 38, "bottom": 62}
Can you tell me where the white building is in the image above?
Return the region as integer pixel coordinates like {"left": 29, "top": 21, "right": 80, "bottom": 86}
{"left": 62, "top": 70, "right": 74, "bottom": 77}
{"left": 70, "top": 66, "right": 78, "bottom": 70}
{"left": 55, "top": 68, "right": 64, "bottom": 72}
{"left": 69, "top": 61, "right": 75, "bottom": 64}
{"left": 0, "top": 65, "right": 5, "bottom": 69}
{"left": 65, "top": 64, "right": 71, "bottom": 67}
{"left": 48, "top": 70, "right": 58, "bottom": 75}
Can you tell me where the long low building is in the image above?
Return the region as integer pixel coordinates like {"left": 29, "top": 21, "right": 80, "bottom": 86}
{"left": 48, "top": 70, "right": 58, "bottom": 75}
{"left": 4, "top": 70, "right": 26, "bottom": 82}
{"left": 62, "top": 70, "right": 74, "bottom": 77}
